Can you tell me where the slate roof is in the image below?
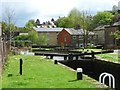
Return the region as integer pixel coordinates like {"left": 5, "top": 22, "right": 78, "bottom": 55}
{"left": 33, "top": 27, "right": 63, "bottom": 32}
{"left": 94, "top": 25, "right": 110, "bottom": 30}
{"left": 112, "top": 21, "right": 120, "bottom": 26}
{"left": 64, "top": 28, "right": 94, "bottom": 35}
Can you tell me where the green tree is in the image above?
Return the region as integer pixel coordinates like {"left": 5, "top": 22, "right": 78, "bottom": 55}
{"left": 68, "top": 8, "right": 82, "bottom": 29}
{"left": 111, "top": 30, "right": 120, "bottom": 39}
{"left": 24, "top": 19, "right": 37, "bottom": 31}
{"left": 92, "top": 11, "right": 113, "bottom": 28}
{"left": 28, "top": 30, "right": 47, "bottom": 45}
{"left": 28, "top": 30, "right": 39, "bottom": 44}
{"left": 56, "top": 17, "right": 73, "bottom": 28}
{"left": 1, "top": 21, "right": 8, "bottom": 34}
{"left": 37, "top": 34, "right": 47, "bottom": 45}
{"left": 1, "top": 21, "right": 17, "bottom": 40}
{"left": 56, "top": 8, "right": 82, "bottom": 29}
{"left": 56, "top": 8, "right": 93, "bottom": 48}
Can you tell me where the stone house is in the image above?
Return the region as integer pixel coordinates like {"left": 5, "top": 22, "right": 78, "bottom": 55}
{"left": 94, "top": 25, "right": 110, "bottom": 46}
{"left": 34, "top": 28, "right": 63, "bottom": 46}
{"left": 94, "top": 22, "right": 120, "bottom": 49}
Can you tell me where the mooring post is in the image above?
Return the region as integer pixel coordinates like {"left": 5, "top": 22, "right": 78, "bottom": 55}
{"left": 54, "top": 60, "right": 58, "bottom": 64}
{"left": 91, "top": 51, "right": 95, "bottom": 60}
{"left": 76, "top": 56, "right": 78, "bottom": 60}
{"left": 77, "top": 68, "right": 83, "bottom": 80}
{"left": 50, "top": 55, "right": 53, "bottom": 59}
{"left": 20, "top": 58, "right": 23, "bottom": 75}
{"left": 68, "top": 53, "right": 73, "bottom": 60}
{"left": 64, "top": 56, "right": 67, "bottom": 60}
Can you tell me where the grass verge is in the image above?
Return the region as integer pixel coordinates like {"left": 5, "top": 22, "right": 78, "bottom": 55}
{"left": 2, "top": 55, "right": 107, "bottom": 88}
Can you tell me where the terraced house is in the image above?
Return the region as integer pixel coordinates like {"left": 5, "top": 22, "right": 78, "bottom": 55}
{"left": 94, "top": 21, "right": 120, "bottom": 49}
{"left": 57, "top": 28, "right": 96, "bottom": 48}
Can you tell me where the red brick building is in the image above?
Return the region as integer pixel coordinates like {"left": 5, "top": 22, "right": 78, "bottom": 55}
{"left": 57, "top": 28, "right": 95, "bottom": 48}
{"left": 57, "top": 28, "right": 71, "bottom": 46}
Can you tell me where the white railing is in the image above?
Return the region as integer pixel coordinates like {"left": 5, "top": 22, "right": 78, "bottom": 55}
{"left": 99, "top": 72, "right": 115, "bottom": 88}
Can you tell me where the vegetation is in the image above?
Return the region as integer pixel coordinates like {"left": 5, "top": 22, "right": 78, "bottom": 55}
{"left": 2, "top": 55, "right": 107, "bottom": 88}
{"left": 97, "top": 53, "right": 119, "bottom": 62}
{"left": 91, "top": 11, "right": 113, "bottom": 29}
{"left": 76, "top": 49, "right": 119, "bottom": 63}
{"left": 13, "top": 30, "right": 47, "bottom": 47}
{"left": 56, "top": 8, "right": 92, "bottom": 30}
{"left": 111, "top": 30, "right": 120, "bottom": 39}
{"left": 24, "top": 19, "right": 37, "bottom": 31}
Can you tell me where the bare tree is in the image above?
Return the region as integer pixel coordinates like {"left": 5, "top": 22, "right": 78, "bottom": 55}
{"left": 3, "top": 7, "right": 15, "bottom": 50}
{"left": 80, "top": 10, "right": 93, "bottom": 48}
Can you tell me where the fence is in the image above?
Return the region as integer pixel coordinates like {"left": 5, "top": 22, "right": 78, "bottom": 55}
{"left": 0, "top": 39, "right": 10, "bottom": 74}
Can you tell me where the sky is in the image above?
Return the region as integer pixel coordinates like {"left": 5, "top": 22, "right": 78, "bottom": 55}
{"left": 0, "top": 0, "right": 119, "bottom": 27}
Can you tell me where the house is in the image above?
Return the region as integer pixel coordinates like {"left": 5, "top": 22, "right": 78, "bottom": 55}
{"left": 34, "top": 28, "right": 63, "bottom": 46}
{"left": 57, "top": 28, "right": 95, "bottom": 48}
{"left": 111, "top": 21, "right": 120, "bottom": 48}
{"left": 94, "top": 23, "right": 120, "bottom": 49}
{"left": 94, "top": 25, "right": 110, "bottom": 45}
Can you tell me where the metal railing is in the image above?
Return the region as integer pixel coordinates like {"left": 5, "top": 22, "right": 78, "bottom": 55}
{"left": 99, "top": 72, "right": 115, "bottom": 88}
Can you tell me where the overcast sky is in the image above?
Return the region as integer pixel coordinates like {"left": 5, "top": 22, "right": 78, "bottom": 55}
{"left": 0, "top": 0, "right": 119, "bottom": 27}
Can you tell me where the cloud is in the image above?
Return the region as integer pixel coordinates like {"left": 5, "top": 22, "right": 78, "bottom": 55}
{"left": 1, "top": 0, "right": 119, "bottom": 27}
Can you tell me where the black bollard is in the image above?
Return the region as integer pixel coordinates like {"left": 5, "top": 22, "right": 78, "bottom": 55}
{"left": 64, "top": 56, "right": 67, "bottom": 60}
{"left": 91, "top": 51, "right": 95, "bottom": 60}
{"left": 20, "top": 58, "right": 23, "bottom": 75}
{"left": 76, "top": 56, "right": 79, "bottom": 60}
{"left": 68, "top": 53, "right": 73, "bottom": 60}
{"left": 50, "top": 55, "right": 53, "bottom": 59}
{"left": 54, "top": 60, "right": 58, "bottom": 64}
{"left": 77, "top": 68, "right": 83, "bottom": 80}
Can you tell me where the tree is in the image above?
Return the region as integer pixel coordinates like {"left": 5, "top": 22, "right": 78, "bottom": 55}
{"left": 56, "top": 8, "right": 82, "bottom": 28}
{"left": 1, "top": 21, "right": 8, "bottom": 34}
{"left": 68, "top": 8, "right": 82, "bottom": 29}
{"left": 79, "top": 11, "right": 93, "bottom": 48}
{"left": 111, "top": 30, "right": 120, "bottom": 39}
{"left": 56, "top": 17, "right": 73, "bottom": 28}
{"left": 37, "top": 34, "right": 47, "bottom": 45}
{"left": 24, "top": 19, "right": 37, "bottom": 31}
{"left": 92, "top": 11, "right": 113, "bottom": 28}
{"left": 56, "top": 8, "right": 93, "bottom": 48}
{"left": 2, "top": 7, "right": 16, "bottom": 50}
{"left": 28, "top": 30, "right": 39, "bottom": 44}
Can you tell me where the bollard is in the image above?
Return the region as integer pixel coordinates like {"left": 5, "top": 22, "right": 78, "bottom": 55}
{"left": 50, "top": 55, "right": 53, "bottom": 59}
{"left": 54, "top": 60, "right": 57, "bottom": 64}
{"left": 76, "top": 56, "right": 78, "bottom": 60}
{"left": 20, "top": 58, "right": 23, "bottom": 75}
{"left": 68, "top": 53, "right": 73, "bottom": 60}
{"left": 77, "top": 68, "right": 83, "bottom": 80}
{"left": 64, "top": 56, "right": 67, "bottom": 60}
{"left": 91, "top": 51, "right": 95, "bottom": 60}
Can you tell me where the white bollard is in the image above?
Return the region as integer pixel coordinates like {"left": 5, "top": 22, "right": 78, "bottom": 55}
{"left": 77, "top": 68, "right": 83, "bottom": 80}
